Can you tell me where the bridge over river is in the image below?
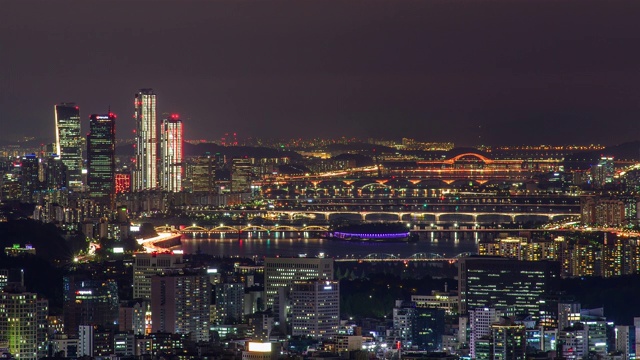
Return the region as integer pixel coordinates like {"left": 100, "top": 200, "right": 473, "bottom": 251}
{"left": 155, "top": 224, "right": 578, "bottom": 235}
{"left": 334, "top": 252, "right": 475, "bottom": 263}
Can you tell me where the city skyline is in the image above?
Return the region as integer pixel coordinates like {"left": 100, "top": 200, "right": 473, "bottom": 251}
{"left": 2, "top": 0, "right": 640, "bottom": 145}
{"left": 5, "top": 0, "right": 640, "bottom": 359}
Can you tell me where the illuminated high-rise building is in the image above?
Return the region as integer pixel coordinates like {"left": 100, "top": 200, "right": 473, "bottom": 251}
{"left": 54, "top": 103, "right": 83, "bottom": 189}
{"left": 133, "top": 89, "right": 157, "bottom": 191}
{"left": 87, "top": 113, "right": 116, "bottom": 209}
{"left": 160, "top": 114, "right": 183, "bottom": 192}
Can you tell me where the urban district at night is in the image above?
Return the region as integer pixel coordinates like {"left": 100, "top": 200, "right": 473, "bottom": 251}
{"left": 3, "top": 1, "right": 640, "bottom": 360}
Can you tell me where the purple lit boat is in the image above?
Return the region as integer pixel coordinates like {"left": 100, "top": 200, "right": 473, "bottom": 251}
{"left": 327, "top": 223, "right": 418, "bottom": 243}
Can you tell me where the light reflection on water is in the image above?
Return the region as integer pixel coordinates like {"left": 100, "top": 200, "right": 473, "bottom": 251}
{"left": 179, "top": 231, "right": 480, "bottom": 258}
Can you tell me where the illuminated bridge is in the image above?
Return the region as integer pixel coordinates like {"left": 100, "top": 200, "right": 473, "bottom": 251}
{"left": 156, "top": 225, "right": 331, "bottom": 235}
{"left": 334, "top": 252, "right": 477, "bottom": 262}
{"left": 181, "top": 206, "right": 579, "bottom": 224}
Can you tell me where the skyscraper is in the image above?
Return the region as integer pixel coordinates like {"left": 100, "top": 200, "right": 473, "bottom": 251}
{"left": 87, "top": 113, "right": 116, "bottom": 208}
{"left": 160, "top": 114, "right": 183, "bottom": 192}
{"left": 134, "top": 89, "right": 157, "bottom": 191}
{"left": 54, "top": 103, "right": 83, "bottom": 189}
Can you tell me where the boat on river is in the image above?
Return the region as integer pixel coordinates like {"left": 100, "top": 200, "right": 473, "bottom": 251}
{"left": 327, "top": 223, "right": 419, "bottom": 243}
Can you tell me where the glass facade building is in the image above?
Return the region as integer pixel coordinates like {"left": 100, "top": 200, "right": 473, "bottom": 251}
{"left": 54, "top": 103, "right": 83, "bottom": 189}
{"left": 87, "top": 113, "right": 116, "bottom": 208}
{"left": 458, "top": 257, "right": 560, "bottom": 318}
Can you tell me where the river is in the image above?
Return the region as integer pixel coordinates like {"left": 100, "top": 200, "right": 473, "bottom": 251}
{"left": 178, "top": 231, "right": 484, "bottom": 258}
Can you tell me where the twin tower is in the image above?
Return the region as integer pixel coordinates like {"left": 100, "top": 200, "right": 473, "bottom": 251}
{"left": 133, "top": 88, "right": 183, "bottom": 193}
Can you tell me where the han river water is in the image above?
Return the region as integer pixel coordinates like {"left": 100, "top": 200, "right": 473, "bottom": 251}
{"left": 178, "top": 231, "right": 486, "bottom": 259}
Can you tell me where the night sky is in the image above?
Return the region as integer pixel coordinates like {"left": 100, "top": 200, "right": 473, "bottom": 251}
{"left": 2, "top": 0, "right": 640, "bottom": 146}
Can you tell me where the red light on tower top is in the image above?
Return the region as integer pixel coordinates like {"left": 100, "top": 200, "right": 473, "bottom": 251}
{"left": 171, "top": 114, "right": 179, "bottom": 120}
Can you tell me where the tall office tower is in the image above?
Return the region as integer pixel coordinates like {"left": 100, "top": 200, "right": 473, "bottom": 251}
{"left": 215, "top": 282, "right": 245, "bottom": 324}
{"left": 469, "top": 308, "right": 502, "bottom": 359}
{"left": 87, "top": 113, "right": 116, "bottom": 209}
{"left": 150, "top": 270, "right": 211, "bottom": 342}
{"left": 264, "top": 257, "right": 334, "bottom": 312}
{"left": 458, "top": 257, "right": 560, "bottom": 317}
{"left": 132, "top": 252, "right": 183, "bottom": 300}
{"left": 0, "top": 291, "right": 49, "bottom": 360}
{"left": 19, "top": 154, "right": 41, "bottom": 203}
{"left": 54, "top": 103, "right": 83, "bottom": 189}
{"left": 290, "top": 280, "right": 340, "bottom": 340}
{"left": 133, "top": 89, "right": 157, "bottom": 191}
{"left": 160, "top": 114, "right": 183, "bottom": 192}
{"left": 62, "top": 276, "right": 119, "bottom": 336}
